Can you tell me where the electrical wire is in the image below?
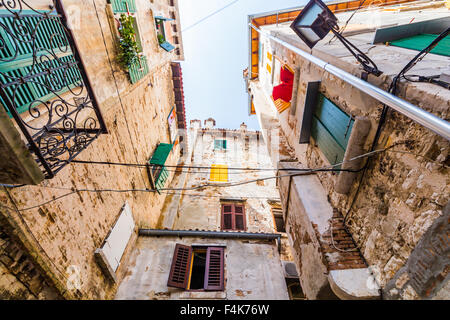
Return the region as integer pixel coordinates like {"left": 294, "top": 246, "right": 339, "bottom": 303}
{"left": 0, "top": 145, "right": 399, "bottom": 212}
{"left": 343, "top": 28, "right": 450, "bottom": 225}
{"left": 69, "top": 159, "right": 358, "bottom": 172}
{"left": 181, "top": 0, "right": 240, "bottom": 33}
{"left": 327, "top": 0, "right": 370, "bottom": 45}
{"left": 91, "top": 0, "right": 148, "bottom": 189}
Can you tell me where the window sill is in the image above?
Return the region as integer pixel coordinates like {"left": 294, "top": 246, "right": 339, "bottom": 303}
{"left": 179, "top": 291, "right": 226, "bottom": 300}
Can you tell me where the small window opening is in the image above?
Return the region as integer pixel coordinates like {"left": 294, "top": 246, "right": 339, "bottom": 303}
{"left": 189, "top": 249, "right": 207, "bottom": 290}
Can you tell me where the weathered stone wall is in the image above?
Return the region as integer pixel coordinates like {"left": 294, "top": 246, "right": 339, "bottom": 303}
{"left": 254, "top": 21, "right": 449, "bottom": 298}
{"left": 0, "top": 0, "right": 183, "bottom": 299}
{"left": 0, "top": 217, "right": 61, "bottom": 300}
{"left": 172, "top": 127, "right": 282, "bottom": 234}
{"left": 167, "top": 126, "right": 294, "bottom": 262}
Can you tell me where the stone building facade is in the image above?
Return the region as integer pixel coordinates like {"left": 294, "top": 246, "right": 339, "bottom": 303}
{"left": 245, "top": 0, "right": 449, "bottom": 299}
{"left": 115, "top": 119, "right": 302, "bottom": 300}
{"left": 0, "top": 0, "right": 186, "bottom": 299}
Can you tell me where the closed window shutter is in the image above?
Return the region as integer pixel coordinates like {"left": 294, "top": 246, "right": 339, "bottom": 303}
{"left": 129, "top": 55, "right": 149, "bottom": 84}
{"left": 221, "top": 204, "right": 246, "bottom": 231}
{"left": 210, "top": 164, "right": 228, "bottom": 182}
{"left": 311, "top": 94, "right": 354, "bottom": 167}
{"left": 234, "top": 204, "right": 246, "bottom": 231}
{"left": 222, "top": 204, "right": 233, "bottom": 230}
{"left": 0, "top": 12, "right": 78, "bottom": 114}
{"left": 167, "top": 244, "right": 192, "bottom": 289}
{"left": 204, "top": 247, "right": 224, "bottom": 291}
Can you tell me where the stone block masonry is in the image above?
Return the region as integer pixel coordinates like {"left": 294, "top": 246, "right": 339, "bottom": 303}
{"left": 384, "top": 202, "right": 450, "bottom": 300}
{"left": 0, "top": 221, "right": 61, "bottom": 299}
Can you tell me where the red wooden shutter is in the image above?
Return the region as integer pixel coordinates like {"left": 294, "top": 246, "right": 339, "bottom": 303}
{"left": 204, "top": 247, "right": 224, "bottom": 291}
{"left": 221, "top": 204, "right": 233, "bottom": 230}
{"left": 167, "top": 244, "right": 192, "bottom": 289}
{"left": 234, "top": 204, "right": 246, "bottom": 231}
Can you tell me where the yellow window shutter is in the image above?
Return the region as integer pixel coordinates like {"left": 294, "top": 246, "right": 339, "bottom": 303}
{"left": 267, "top": 52, "right": 272, "bottom": 61}
{"left": 210, "top": 164, "right": 228, "bottom": 182}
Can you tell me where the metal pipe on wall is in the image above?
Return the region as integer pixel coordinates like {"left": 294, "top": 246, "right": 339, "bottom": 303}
{"left": 250, "top": 24, "right": 450, "bottom": 141}
{"left": 139, "top": 229, "right": 282, "bottom": 252}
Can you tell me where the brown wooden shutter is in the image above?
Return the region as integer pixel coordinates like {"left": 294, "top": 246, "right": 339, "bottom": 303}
{"left": 234, "top": 204, "right": 246, "bottom": 231}
{"left": 167, "top": 244, "right": 192, "bottom": 289}
{"left": 221, "top": 204, "right": 233, "bottom": 230}
{"left": 204, "top": 247, "right": 224, "bottom": 291}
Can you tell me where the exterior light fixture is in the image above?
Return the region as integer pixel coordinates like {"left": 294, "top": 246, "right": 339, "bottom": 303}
{"left": 290, "top": 0, "right": 382, "bottom": 77}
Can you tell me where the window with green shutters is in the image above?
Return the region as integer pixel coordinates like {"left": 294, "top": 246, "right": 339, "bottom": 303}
{"left": 148, "top": 143, "right": 173, "bottom": 191}
{"left": 390, "top": 34, "right": 450, "bottom": 57}
{"left": 214, "top": 139, "right": 227, "bottom": 150}
{"left": 155, "top": 17, "right": 175, "bottom": 52}
{"left": 0, "top": 11, "right": 81, "bottom": 114}
{"left": 110, "top": 0, "right": 137, "bottom": 14}
{"left": 311, "top": 94, "right": 354, "bottom": 167}
{"left": 110, "top": 1, "right": 148, "bottom": 83}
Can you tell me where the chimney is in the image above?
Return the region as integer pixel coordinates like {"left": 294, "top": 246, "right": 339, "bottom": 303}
{"left": 204, "top": 118, "right": 216, "bottom": 129}
{"left": 190, "top": 119, "right": 202, "bottom": 129}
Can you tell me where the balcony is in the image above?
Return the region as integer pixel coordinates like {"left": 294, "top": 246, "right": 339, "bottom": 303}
{"left": 0, "top": 2, "right": 107, "bottom": 183}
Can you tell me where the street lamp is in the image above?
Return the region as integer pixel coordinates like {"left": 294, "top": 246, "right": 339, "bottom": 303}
{"left": 290, "top": 0, "right": 382, "bottom": 77}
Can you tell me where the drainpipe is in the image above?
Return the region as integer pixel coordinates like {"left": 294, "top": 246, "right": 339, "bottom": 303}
{"left": 249, "top": 24, "right": 450, "bottom": 141}
{"left": 139, "top": 229, "right": 282, "bottom": 252}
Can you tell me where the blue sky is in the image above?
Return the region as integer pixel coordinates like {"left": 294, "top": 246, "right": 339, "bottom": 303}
{"left": 178, "top": 0, "right": 307, "bottom": 130}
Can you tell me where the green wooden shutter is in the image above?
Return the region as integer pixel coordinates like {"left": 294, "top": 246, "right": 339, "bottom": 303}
{"left": 390, "top": 34, "right": 450, "bottom": 57}
{"left": 129, "top": 55, "right": 149, "bottom": 84}
{"left": 150, "top": 143, "right": 173, "bottom": 166}
{"left": 223, "top": 140, "right": 227, "bottom": 149}
{"left": 0, "top": 11, "right": 78, "bottom": 114}
{"left": 149, "top": 143, "right": 173, "bottom": 191}
{"left": 111, "top": 0, "right": 136, "bottom": 14}
{"left": 155, "top": 166, "right": 169, "bottom": 190}
{"left": 311, "top": 94, "right": 354, "bottom": 167}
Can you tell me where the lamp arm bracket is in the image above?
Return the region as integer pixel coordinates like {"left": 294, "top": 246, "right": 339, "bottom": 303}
{"left": 328, "top": 24, "right": 382, "bottom": 77}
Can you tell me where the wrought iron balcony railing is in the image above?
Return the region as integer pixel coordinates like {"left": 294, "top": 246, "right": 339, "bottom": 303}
{"left": 0, "top": 0, "right": 107, "bottom": 179}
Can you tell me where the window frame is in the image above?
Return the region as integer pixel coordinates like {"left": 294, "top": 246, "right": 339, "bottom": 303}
{"left": 221, "top": 203, "right": 246, "bottom": 231}
{"left": 167, "top": 244, "right": 225, "bottom": 291}
{"left": 214, "top": 139, "right": 227, "bottom": 151}
{"left": 148, "top": 143, "right": 173, "bottom": 192}
{"left": 271, "top": 206, "right": 285, "bottom": 233}
{"left": 154, "top": 16, "right": 176, "bottom": 52}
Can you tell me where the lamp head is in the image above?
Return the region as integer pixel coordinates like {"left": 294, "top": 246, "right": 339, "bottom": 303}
{"left": 290, "top": 0, "right": 337, "bottom": 49}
